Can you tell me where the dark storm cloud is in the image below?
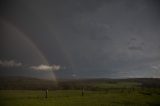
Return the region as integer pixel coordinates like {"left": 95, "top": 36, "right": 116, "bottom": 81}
{"left": 1, "top": 0, "right": 160, "bottom": 78}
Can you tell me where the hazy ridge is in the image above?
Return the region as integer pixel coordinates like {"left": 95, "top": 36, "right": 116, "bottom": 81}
{"left": 0, "top": 76, "right": 160, "bottom": 90}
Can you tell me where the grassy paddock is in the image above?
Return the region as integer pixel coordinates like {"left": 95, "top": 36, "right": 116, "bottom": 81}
{"left": 0, "top": 89, "right": 160, "bottom": 106}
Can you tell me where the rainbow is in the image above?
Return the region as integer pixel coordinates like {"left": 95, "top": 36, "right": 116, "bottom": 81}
{"left": 0, "top": 18, "right": 57, "bottom": 81}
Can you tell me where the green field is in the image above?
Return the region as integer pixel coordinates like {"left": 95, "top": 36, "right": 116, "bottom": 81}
{"left": 0, "top": 89, "right": 160, "bottom": 106}
{"left": 0, "top": 77, "right": 160, "bottom": 106}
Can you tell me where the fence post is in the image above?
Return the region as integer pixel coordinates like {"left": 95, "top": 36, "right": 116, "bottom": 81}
{"left": 45, "top": 89, "right": 48, "bottom": 98}
{"left": 82, "top": 87, "right": 84, "bottom": 96}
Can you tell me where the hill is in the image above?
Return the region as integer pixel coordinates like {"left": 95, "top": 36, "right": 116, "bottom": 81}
{"left": 0, "top": 76, "right": 160, "bottom": 90}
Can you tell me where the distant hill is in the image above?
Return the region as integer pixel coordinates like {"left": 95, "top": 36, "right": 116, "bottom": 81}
{"left": 0, "top": 76, "right": 57, "bottom": 90}
{"left": 0, "top": 76, "right": 160, "bottom": 90}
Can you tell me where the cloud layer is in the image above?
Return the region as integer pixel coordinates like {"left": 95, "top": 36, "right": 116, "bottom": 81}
{"left": 30, "top": 64, "right": 61, "bottom": 71}
{"left": 0, "top": 60, "right": 22, "bottom": 67}
{"left": 0, "top": 59, "right": 62, "bottom": 72}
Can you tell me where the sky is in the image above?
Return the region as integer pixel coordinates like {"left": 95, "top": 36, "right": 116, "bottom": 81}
{"left": 0, "top": 0, "right": 160, "bottom": 79}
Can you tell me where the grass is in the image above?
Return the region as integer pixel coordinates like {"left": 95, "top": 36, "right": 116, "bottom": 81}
{"left": 87, "top": 82, "right": 141, "bottom": 89}
{"left": 0, "top": 89, "right": 160, "bottom": 106}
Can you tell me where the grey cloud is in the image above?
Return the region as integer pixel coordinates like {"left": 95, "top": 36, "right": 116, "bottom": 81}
{"left": 128, "top": 46, "right": 143, "bottom": 51}
{"left": 0, "top": 60, "right": 22, "bottom": 67}
{"left": 127, "top": 38, "right": 144, "bottom": 51}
